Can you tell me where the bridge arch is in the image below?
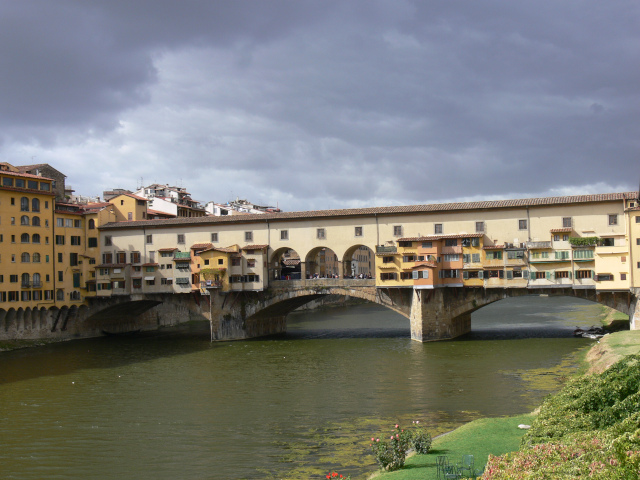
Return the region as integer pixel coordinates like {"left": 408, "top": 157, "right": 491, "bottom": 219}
{"left": 269, "top": 247, "right": 302, "bottom": 280}
{"left": 304, "top": 246, "right": 340, "bottom": 278}
{"left": 342, "top": 244, "right": 375, "bottom": 278}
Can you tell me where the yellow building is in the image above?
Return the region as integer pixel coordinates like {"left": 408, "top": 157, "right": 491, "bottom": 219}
{"left": 108, "top": 193, "right": 149, "bottom": 222}
{"left": 0, "top": 168, "right": 56, "bottom": 308}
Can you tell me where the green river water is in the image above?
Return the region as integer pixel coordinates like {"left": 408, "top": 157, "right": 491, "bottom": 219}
{"left": 0, "top": 296, "right": 605, "bottom": 479}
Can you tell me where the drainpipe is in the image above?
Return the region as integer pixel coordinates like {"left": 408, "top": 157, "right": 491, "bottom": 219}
{"left": 375, "top": 213, "right": 379, "bottom": 247}
{"left": 626, "top": 199, "right": 634, "bottom": 290}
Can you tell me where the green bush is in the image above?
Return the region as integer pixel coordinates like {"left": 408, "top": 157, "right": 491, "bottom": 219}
{"left": 370, "top": 425, "right": 412, "bottom": 471}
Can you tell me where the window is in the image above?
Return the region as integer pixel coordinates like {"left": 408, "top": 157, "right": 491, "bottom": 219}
{"left": 65, "top": 219, "right": 73, "bottom": 228}
{"left": 438, "top": 269, "right": 459, "bottom": 278}
{"left": 380, "top": 272, "right": 397, "bottom": 281}
{"left": 555, "top": 251, "right": 570, "bottom": 260}
{"left": 434, "top": 224, "right": 443, "bottom": 234}
{"left": 231, "top": 258, "right": 241, "bottom": 267}
{"left": 507, "top": 250, "right": 524, "bottom": 259}
{"left": 102, "top": 253, "right": 113, "bottom": 264}
{"left": 485, "top": 250, "right": 503, "bottom": 260}
{"left": 21, "top": 215, "right": 30, "bottom": 226}
{"left": 70, "top": 253, "right": 79, "bottom": 266}
{"left": 20, "top": 197, "right": 29, "bottom": 211}
{"left": 563, "top": 234, "right": 569, "bottom": 241}
{"left": 475, "top": 221, "right": 484, "bottom": 233}
{"left": 553, "top": 234, "right": 560, "bottom": 241}
{"left": 421, "top": 241, "right": 432, "bottom": 248}
{"left": 128, "top": 212, "right": 133, "bottom": 221}
{"left": 32, "top": 198, "right": 40, "bottom": 212}
{"left": 247, "top": 259, "right": 256, "bottom": 268}
{"left": 218, "top": 258, "right": 224, "bottom": 265}
{"left": 32, "top": 216, "right": 40, "bottom": 226}
{"left": 211, "top": 233, "right": 218, "bottom": 242}
{"left": 33, "top": 253, "right": 41, "bottom": 263}
{"left": 444, "top": 239, "right": 457, "bottom": 247}
{"left": 402, "top": 255, "right": 416, "bottom": 263}
{"left": 177, "top": 234, "right": 185, "bottom": 244}
{"left": 88, "top": 219, "right": 95, "bottom": 229}
{"left": 21, "top": 252, "right": 30, "bottom": 263}
{"left": 573, "top": 249, "right": 594, "bottom": 259}
{"left": 10, "top": 217, "right": 15, "bottom": 225}
{"left": 355, "top": 226, "right": 363, "bottom": 237}
{"left": 443, "top": 254, "right": 460, "bottom": 262}
{"left": 280, "top": 230, "right": 289, "bottom": 240}
{"left": 131, "top": 252, "right": 141, "bottom": 263}
{"left": 535, "top": 271, "right": 546, "bottom": 279}
{"left": 116, "top": 252, "right": 126, "bottom": 264}
{"left": 146, "top": 234, "right": 152, "bottom": 244}
{"left": 2, "top": 177, "right": 12, "bottom": 187}
{"left": 74, "top": 219, "right": 81, "bottom": 228}
{"left": 608, "top": 214, "right": 618, "bottom": 226}
{"left": 10, "top": 274, "right": 18, "bottom": 283}
{"left": 393, "top": 225, "right": 402, "bottom": 236}
{"left": 88, "top": 237, "right": 98, "bottom": 248}
{"left": 472, "top": 253, "right": 481, "bottom": 263}
{"left": 245, "top": 231, "right": 253, "bottom": 242}
{"left": 28, "top": 180, "right": 38, "bottom": 190}
{"left": 105, "top": 236, "right": 112, "bottom": 246}
{"left": 316, "top": 228, "right": 325, "bottom": 240}
{"left": 518, "top": 219, "right": 527, "bottom": 230}
{"left": 555, "top": 271, "right": 570, "bottom": 279}
{"left": 21, "top": 233, "right": 30, "bottom": 243}
{"left": 58, "top": 271, "right": 63, "bottom": 282}
{"left": 621, "top": 273, "right": 627, "bottom": 281}
{"left": 562, "top": 217, "right": 572, "bottom": 228}
{"left": 57, "top": 218, "right": 64, "bottom": 227}
{"left": 55, "top": 235, "right": 64, "bottom": 245}
{"left": 597, "top": 274, "right": 613, "bottom": 281}
{"left": 58, "top": 253, "right": 63, "bottom": 262}
{"left": 70, "top": 236, "right": 81, "bottom": 245}
{"left": 576, "top": 270, "right": 592, "bottom": 279}
{"left": 382, "top": 256, "right": 394, "bottom": 263}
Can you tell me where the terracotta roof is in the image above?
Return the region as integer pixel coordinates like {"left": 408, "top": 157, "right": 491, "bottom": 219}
{"left": 483, "top": 245, "right": 505, "bottom": 250}
{"left": 191, "top": 242, "right": 213, "bottom": 250}
{"left": 110, "top": 193, "right": 149, "bottom": 202}
{"left": 550, "top": 227, "right": 573, "bottom": 233}
{"left": 158, "top": 247, "right": 178, "bottom": 252}
{"left": 409, "top": 262, "right": 438, "bottom": 269}
{"left": 99, "top": 192, "right": 638, "bottom": 231}
{"left": 148, "top": 209, "right": 176, "bottom": 217}
{"left": 242, "top": 244, "right": 269, "bottom": 250}
{"left": 399, "top": 233, "right": 484, "bottom": 242}
{"left": 142, "top": 263, "right": 159, "bottom": 267}
{"left": 0, "top": 169, "right": 55, "bottom": 181}
{"left": 199, "top": 246, "right": 237, "bottom": 254}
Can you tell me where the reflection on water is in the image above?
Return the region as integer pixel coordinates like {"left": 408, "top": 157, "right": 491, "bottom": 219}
{"left": 0, "top": 296, "right": 603, "bottom": 479}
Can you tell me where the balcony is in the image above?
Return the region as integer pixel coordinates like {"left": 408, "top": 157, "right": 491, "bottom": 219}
{"left": 376, "top": 245, "right": 397, "bottom": 254}
{"left": 527, "top": 241, "right": 552, "bottom": 249}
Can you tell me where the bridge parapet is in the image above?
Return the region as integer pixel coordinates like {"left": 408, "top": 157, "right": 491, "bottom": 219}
{"left": 270, "top": 279, "right": 375, "bottom": 289}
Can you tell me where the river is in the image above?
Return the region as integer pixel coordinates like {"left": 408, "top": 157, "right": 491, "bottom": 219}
{"left": 0, "top": 296, "right": 604, "bottom": 479}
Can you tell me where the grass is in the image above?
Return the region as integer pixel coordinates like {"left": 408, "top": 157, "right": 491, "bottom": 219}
{"left": 370, "top": 414, "right": 535, "bottom": 480}
{"left": 586, "top": 330, "right": 640, "bottom": 374}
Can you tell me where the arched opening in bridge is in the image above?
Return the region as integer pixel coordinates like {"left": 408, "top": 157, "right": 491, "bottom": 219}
{"left": 305, "top": 247, "right": 339, "bottom": 278}
{"left": 342, "top": 244, "right": 374, "bottom": 279}
{"left": 269, "top": 247, "right": 302, "bottom": 280}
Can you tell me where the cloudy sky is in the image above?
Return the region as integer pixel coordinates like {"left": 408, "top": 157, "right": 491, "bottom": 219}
{"left": 1, "top": 1, "right": 638, "bottom": 211}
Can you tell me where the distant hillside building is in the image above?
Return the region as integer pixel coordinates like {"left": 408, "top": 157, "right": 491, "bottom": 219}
{"left": 133, "top": 183, "right": 207, "bottom": 218}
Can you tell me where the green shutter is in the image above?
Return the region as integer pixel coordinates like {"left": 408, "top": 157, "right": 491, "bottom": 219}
{"left": 568, "top": 271, "right": 572, "bottom": 279}
{"left": 412, "top": 271, "right": 419, "bottom": 280}
{"left": 546, "top": 271, "right": 551, "bottom": 280}
{"left": 478, "top": 271, "right": 484, "bottom": 279}
{"left": 463, "top": 271, "right": 469, "bottom": 280}
{"left": 506, "top": 270, "right": 513, "bottom": 280}
{"left": 523, "top": 270, "right": 529, "bottom": 279}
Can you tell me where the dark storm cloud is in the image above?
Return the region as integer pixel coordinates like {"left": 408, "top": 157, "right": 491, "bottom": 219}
{"left": 0, "top": 0, "right": 637, "bottom": 210}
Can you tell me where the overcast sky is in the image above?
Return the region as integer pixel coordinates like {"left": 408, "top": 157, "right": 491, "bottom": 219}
{"left": 1, "top": 1, "right": 638, "bottom": 211}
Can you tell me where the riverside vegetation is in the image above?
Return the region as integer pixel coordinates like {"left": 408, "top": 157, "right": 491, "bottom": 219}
{"left": 367, "top": 328, "right": 640, "bottom": 480}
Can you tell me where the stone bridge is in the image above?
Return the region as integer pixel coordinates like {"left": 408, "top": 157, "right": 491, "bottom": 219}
{"left": 4, "top": 281, "right": 638, "bottom": 342}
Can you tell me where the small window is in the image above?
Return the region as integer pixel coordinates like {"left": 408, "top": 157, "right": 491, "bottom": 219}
{"left": 355, "top": 226, "right": 363, "bottom": 237}
{"left": 88, "top": 219, "right": 96, "bottom": 229}
{"left": 65, "top": 219, "right": 73, "bottom": 228}
{"left": 518, "top": 219, "right": 527, "bottom": 230}
{"left": 245, "top": 231, "right": 253, "bottom": 242}
{"left": 562, "top": 217, "right": 572, "bottom": 228}
{"left": 105, "top": 236, "right": 112, "bottom": 246}
{"left": 32, "top": 198, "right": 40, "bottom": 212}
{"left": 608, "top": 214, "right": 618, "bottom": 225}
{"left": 177, "top": 234, "right": 185, "bottom": 244}
{"left": 434, "top": 224, "right": 443, "bottom": 234}
{"left": 211, "top": 233, "right": 218, "bottom": 242}
{"left": 563, "top": 234, "right": 569, "bottom": 241}
{"left": 146, "top": 234, "right": 153, "bottom": 244}
{"left": 21, "top": 215, "right": 30, "bottom": 226}
{"left": 218, "top": 258, "right": 224, "bottom": 265}
{"left": 393, "top": 225, "right": 402, "bottom": 236}
{"left": 621, "top": 273, "right": 627, "bottom": 281}
{"left": 280, "top": 230, "right": 289, "bottom": 240}
{"left": 317, "top": 228, "right": 326, "bottom": 240}
{"left": 21, "top": 197, "right": 29, "bottom": 211}
{"left": 32, "top": 216, "right": 40, "bottom": 226}
{"left": 57, "top": 218, "right": 64, "bottom": 227}
{"left": 88, "top": 237, "right": 98, "bottom": 248}
{"left": 475, "top": 221, "right": 484, "bottom": 233}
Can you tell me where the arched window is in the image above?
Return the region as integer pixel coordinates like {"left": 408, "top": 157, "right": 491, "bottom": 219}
{"left": 20, "top": 197, "right": 29, "bottom": 211}
{"left": 32, "top": 216, "right": 40, "bottom": 226}
{"left": 88, "top": 219, "right": 96, "bottom": 229}
{"left": 32, "top": 233, "right": 41, "bottom": 243}
{"left": 20, "top": 215, "right": 30, "bottom": 226}
{"left": 22, "top": 273, "right": 30, "bottom": 286}
{"left": 56, "top": 289, "right": 65, "bottom": 301}
{"left": 21, "top": 233, "right": 30, "bottom": 243}
{"left": 33, "top": 273, "right": 41, "bottom": 287}
{"left": 32, "top": 198, "right": 40, "bottom": 212}
{"left": 21, "top": 252, "right": 30, "bottom": 263}
{"left": 33, "top": 253, "right": 41, "bottom": 263}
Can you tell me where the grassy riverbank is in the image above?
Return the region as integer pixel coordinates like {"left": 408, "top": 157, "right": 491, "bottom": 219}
{"left": 369, "top": 326, "right": 640, "bottom": 480}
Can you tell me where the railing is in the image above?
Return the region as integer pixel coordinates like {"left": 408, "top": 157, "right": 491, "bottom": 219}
{"left": 376, "top": 245, "right": 397, "bottom": 254}
{"left": 270, "top": 279, "right": 375, "bottom": 288}
{"left": 527, "top": 241, "right": 551, "bottom": 249}
{"left": 201, "top": 280, "right": 223, "bottom": 288}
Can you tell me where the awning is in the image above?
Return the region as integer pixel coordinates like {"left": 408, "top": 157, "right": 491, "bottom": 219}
{"left": 144, "top": 276, "right": 155, "bottom": 281}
